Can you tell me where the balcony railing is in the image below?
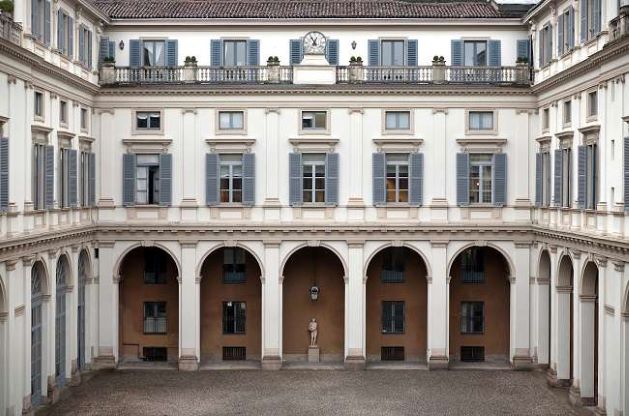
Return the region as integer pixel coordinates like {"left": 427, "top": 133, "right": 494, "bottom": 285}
{"left": 0, "top": 12, "right": 22, "bottom": 46}
{"left": 609, "top": 6, "right": 629, "bottom": 43}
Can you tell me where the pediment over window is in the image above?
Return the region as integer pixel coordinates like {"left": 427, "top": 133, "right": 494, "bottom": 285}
{"left": 122, "top": 136, "right": 172, "bottom": 153}
{"left": 289, "top": 136, "right": 339, "bottom": 153}
{"left": 456, "top": 137, "right": 507, "bottom": 153}
{"left": 31, "top": 125, "right": 52, "bottom": 145}
{"left": 205, "top": 137, "right": 256, "bottom": 153}
{"left": 372, "top": 137, "right": 423, "bottom": 153}
{"left": 578, "top": 125, "right": 600, "bottom": 135}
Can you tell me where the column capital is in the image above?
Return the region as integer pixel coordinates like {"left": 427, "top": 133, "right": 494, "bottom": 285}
{"left": 263, "top": 240, "right": 282, "bottom": 247}
{"left": 180, "top": 241, "right": 198, "bottom": 249}
{"left": 568, "top": 248, "right": 582, "bottom": 260}
{"left": 21, "top": 255, "right": 35, "bottom": 267}
{"left": 48, "top": 249, "right": 58, "bottom": 260}
{"left": 613, "top": 261, "right": 625, "bottom": 272}
{"left": 430, "top": 241, "right": 448, "bottom": 249}
{"left": 347, "top": 240, "right": 365, "bottom": 248}
{"left": 97, "top": 240, "right": 116, "bottom": 248}
{"left": 5, "top": 260, "right": 17, "bottom": 271}
{"left": 514, "top": 241, "right": 533, "bottom": 249}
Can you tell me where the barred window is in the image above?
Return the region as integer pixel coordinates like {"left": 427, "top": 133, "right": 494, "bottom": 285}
{"left": 144, "top": 302, "right": 167, "bottom": 334}
{"left": 223, "top": 248, "right": 246, "bottom": 283}
{"left": 382, "top": 301, "right": 404, "bottom": 334}
{"left": 381, "top": 248, "right": 406, "bottom": 283}
{"left": 223, "top": 301, "right": 246, "bottom": 334}
{"left": 461, "top": 248, "right": 485, "bottom": 283}
{"left": 144, "top": 248, "right": 168, "bottom": 284}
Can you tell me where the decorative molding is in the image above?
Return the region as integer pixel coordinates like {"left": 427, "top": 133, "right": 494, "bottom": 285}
{"left": 457, "top": 137, "right": 507, "bottom": 153}
{"left": 373, "top": 137, "right": 423, "bottom": 153}
{"left": 14, "top": 305, "right": 25, "bottom": 316}
{"left": 122, "top": 137, "right": 172, "bottom": 153}
{"left": 205, "top": 137, "right": 256, "bottom": 153}
{"left": 289, "top": 137, "right": 339, "bottom": 152}
{"left": 604, "top": 305, "right": 615, "bottom": 316}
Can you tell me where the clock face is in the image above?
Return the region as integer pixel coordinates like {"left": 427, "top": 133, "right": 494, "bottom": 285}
{"left": 303, "top": 31, "right": 327, "bottom": 55}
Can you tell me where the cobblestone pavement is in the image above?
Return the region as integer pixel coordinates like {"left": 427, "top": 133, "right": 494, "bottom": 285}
{"left": 42, "top": 369, "right": 590, "bottom": 416}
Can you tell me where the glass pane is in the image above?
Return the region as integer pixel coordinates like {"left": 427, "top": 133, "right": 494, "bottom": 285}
{"left": 476, "top": 42, "right": 486, "bottom": 66}
{"left": 303, "top": 190, "right": 312, "bottom": 203}
{"left": 224, "top": 41, "right": 235, "bottom": 66}
{"left": 232, "top": 112, "right": 244, "bottom": 129}
{"left": 154, "top": 42, "right": 165, "bottom": 66}
{"left": 464, "top": 42, "right": 475, "bottom": 66}
{"left": 219, "top": 112, "right": 231, "bottom": 129}
{"left": 393, "top": 41, "right": 404, "bottom": 66}
{"left": 236, "top": 41, "right": 247, "bottom": 66}
{"left": 315, "top": 190, "right": 325, "bottom": 203}
{"left": 314, "top": 112, "right": 326, "bottom": 129}
{"left": 381, "top": 41, "right": 392, "bottom": 66}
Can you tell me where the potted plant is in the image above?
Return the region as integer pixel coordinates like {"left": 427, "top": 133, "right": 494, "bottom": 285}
{"left": 349, "top": 56, "right": 364, "bottom": 82}
{"left": 183, "top": 56, "right": 198, "bottom": 82}
{"left": 432, "top": 55, "right": 446, "bottom": 82}
{"left": 267, "top": 56, "right": 281, "bottom": 83}
{"left": 100, "top": 56, "right": 116, "bottom": 84}
{"left": 0, "top": 0, "right": 14, "bottom": 15}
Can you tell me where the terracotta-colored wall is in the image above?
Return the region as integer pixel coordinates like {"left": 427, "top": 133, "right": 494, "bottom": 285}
{"left": 200, "top": 249, "right": 261, "bottom": 361}
{"left": 449, "top": 247, "right": 510, "bottom": 360}
{"left": 282, "top": 247, "right": 344, "bottom": 360}
{"left": 119, "top": 248, "right": 179, "bottom": 361}
{"left": 366, "top": 248, "right": 428, "bottom": 362}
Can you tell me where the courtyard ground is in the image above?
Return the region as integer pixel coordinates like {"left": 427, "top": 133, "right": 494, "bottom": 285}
{"left": 40, "top": 368, "right": 590, "bottom": 416}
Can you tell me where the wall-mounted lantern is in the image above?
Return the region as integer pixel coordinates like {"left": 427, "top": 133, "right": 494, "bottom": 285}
{"left": 309, "top": 285, "right": 320, "bottom": 301}
{"left": 351, "top": 40, "right": 357, "bottom": 50}
{"left": 119, "top": 40, "right": 125, "bottom": 50}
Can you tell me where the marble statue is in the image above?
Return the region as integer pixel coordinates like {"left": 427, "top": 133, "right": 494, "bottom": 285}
{"left": 308, "top": 318, "right": 318, "bottom": 347}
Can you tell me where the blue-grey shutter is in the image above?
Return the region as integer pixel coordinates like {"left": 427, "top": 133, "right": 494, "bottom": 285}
{"left": 87, "top": 30, "right": 93, "bottom": 68}
{"left": 593, "top": 0, "right": 601, "bottom": 34}
{"left": 122, "top": 153, "right": 136, "bottom": 207}
{"left": 99, "top": 36, "right": 109, "bottom": 66}
{"left": 492, "top": 153, "right": 507, "bottom": 206}
{"left": 57, "top": 9, "right": 64, "bottom": 52}
{"left": 289, "top": 152, "right": 302, "bottom": 206}
{"left": 0, "top": 138, "right": 8, "bottom": 211}
{"left": 568, "top": 7, "right": 575, "bottom": 49}
{"left": 289, "top": 39, "right": 303, "bottom": 65}
{"left": 624, "top": 137, "right": 629, "bottom": 211}
{"left": 577, "top": 145, "right": 586, "bottom": 209}
{"left": 409, "top": 153, "right": 423, "bottom": 206}
{"left": 553, "top": 149, "right": 563, "bottom": 206}
{"left": 451, "top": 40, "right": 463, "bottom": 66}
{"left": 406, "top": 39, "right": 418, "bottom": 66}
{"left": 67, "top": 17, "right": 73, "bottom": 58}
{"left": 158, "top": 153, "right": 172, "bottom": 206}
{"left": 488, "top": 40, "right": 501, "bottom": 66}
{"left": 558, "top": 13, "right": 565, "bottom": 56}
{"left": 166, "top": 39, "right": 178, "bottom": 67}
{"left": 517, "top": 39, "right": 529, "bottom": 62}
{"left": 211, "top": 39, "right": 222, "bottom": 66}
{"left": 456, "top": 153, "right": 469, "bottom": 206}
{"left": 44, "top": 145, "right": 54, "bottom": 209}
{"left": 68, "top": 149, "right": 77, "bottom": 207}
{"left": 31, "top": 0, "right": 38, "bottom": 38}
{"left": 372, "top": 153, "right": 386, "bottom": 206}
{"left": 325, "top": 153, "right": 339, "bottom": 206}
{"left": 129, "top": 39, "right": 141, "bottom": 67}
{"left": 535, "top": 153, "right": 542, "bottom": 207}
{"left": 581, "top": 0, "right": 588, "bottom": 42}
{"left": 368, "top": 39, "right": 380, "bottom": 66}
{"left": 242, "top": 153, "right": 255, "bottom": 206}
{"left": 44, "top": 0, "right": 51, "bottom": 46}
{"left": 78, "top": 28, "right": 85, "bottom": 63}
{"left": 88, "top": 152, "right": 96, "bottom": 206}
{"left": 326, "top": 39, "right": 339, "bottom": 66}
{"left": 205, "top": 153, "right": 219, "bottom": 206}
{"left": 247, "top": 39, "right": 260, "bottom": 66}
{"left": 108, "top": 40, "right": 115, "bottom": 61}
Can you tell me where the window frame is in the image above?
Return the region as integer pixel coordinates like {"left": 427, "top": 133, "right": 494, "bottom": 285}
{"left": 460, "top": 248, "right": 485, "bottom": 283}
{"left": 381, "top": 301, "right": 405, "bottom": 335}
{"left": 465, "top": 110, "right": 497, "bottom": 135}
{"left": 542, "top": 108, "right": 550, "bottom": 132}
{"left": 32, "top": 143, "right": 47, "bottom": 211}
{"left": 380, "top": 39, "right": 406, "bottom": 66}
{"left": 133, "top": 110, "right": 163, "bottom": 134}
{"left": 562, "top": 100, "right": 572, "bottom": 127}
{"left": 58, "top": 147, "right": 71, "bottom": 208}
{"left": 59, "top": 100, "right": 68, "bottom": 126}
{"left": 141, "top": 39, "right": 166, "bottom": 67}
{"left": 539, "top": 23, "right": 553, "bottom": 67}
{"left": 80, "top": 108, "right": 89, "bottom": 132}
{"left": 222, "top": 39, "right": 248, "bottom": 67}
{"left": 299, "top": 110, "right": 329, "bottom": 134}
{"left": 381, "top": 248, "right": 406, "bottom": 283}
{"left": 34, "top": 91, "right": 45, "bottom": 120}
{"left": 383, "top": 110, "right": 412, "bottom": 134}
{"left": 301, "top": 153, "right": 326, "bottom": 204}
{"left": 460, "top": 301, "right": 484, "bottom": 335}
{"left": 223, "top": 248, "right": 247, "bottom": 283}
{"left": 585, "top": 141, "right": 598, "bottom": 210}
{"left": 78, "top": 25, "right": 92, "bottom": 69}
{"left": 222, "top": 301, "right": 246, "bottom": 335}
{"left": 468, "top": 153, "right": 494, "bottom": 205}
{"left": 134, "top": 154, "right": 161, "bottom": 205}
{"left": 561, "top": 147, "right": 572, "bottom": 208}
{"left": 219, "top": 154, "right": 243, "bottom": 204}
{"left": 31, "top": 0, "right": 47, "bottom": 43}
{"left": 463, "top": 40, "right": 488, "bottom": 67}
{"left": 586, "top": 90, "right": 598, "bottom": 120}
{"left": 541, "top": 150, "right": 551, "bottom": 207}
{"left": 57, "top": 9, "right": 73, "bottom": 57}
{"left": 217, "top": 110, "right": 246, "bottom": 133}
{"left": 143, "top": 301, "right": 167, "bottom": 335}
{"left": 143, "top": 248, "right": 168, "bottom": 284}
{"left": 385, "top": 154, "right": 410, "bottom": 204}
{"left": 79, "top": 150, "right": 90, "bottom": 207}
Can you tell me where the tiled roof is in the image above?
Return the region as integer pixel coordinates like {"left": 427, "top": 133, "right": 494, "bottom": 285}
{"left": 95, "top": 0, "right": 530, "bottom": 20}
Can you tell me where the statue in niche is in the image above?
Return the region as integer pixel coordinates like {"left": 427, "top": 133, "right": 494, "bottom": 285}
{"left": 308, "top": 318, "right": 318, "bottom": 347}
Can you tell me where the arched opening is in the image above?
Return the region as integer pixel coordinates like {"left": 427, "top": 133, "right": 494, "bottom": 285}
{"left": 31, "top": 261, "right": 47, "bottom": 407}
{"left": 55, "top": 255, "right": 70, "bottom": 388}
{"left": 282, "top": 247, "right": 345, "bottom": 363}
{"left": 365, "top": 247, "right": 428, "bottom": 363}
{"left": 538, "top": 250, "right": 551, "bottom": 366}
{"left": 199, "top": 247, "right": 262, "bottom": 365}
{"left": 77, "top": 250, "right": 90, "bottom": 370}
{"left": 555, "top": 254, "right": 574, "bottom": 385}
{"left": 449, "top": 246, "right": 510, "bottom": 364}
{"left": 118, "top": 247, "right": 179, "bottom": 364}
{"left": 579, "top": 261, "right": 599, "bottom": 406}
{"left": 0, "top": 275, "right": 6, "bottom": 413}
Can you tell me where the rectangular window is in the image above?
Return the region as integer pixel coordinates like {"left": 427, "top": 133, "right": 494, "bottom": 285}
{"left": 460, "top": 302, "right": 484, "bottom": 334}
{"left": 585, "top": 143, "right": 598, "bottom": 210}
{"left": 558, "top": 8, "right": 574, "bottom": 55}
{"left": 585, "top": 0, "right": 602, "bottom": 40}
{"left": 135, "top": 154, "right": 160, "bottom": 205}
{"left": 563, "top": 101, "right": 572, "bottom": 125}
{"left": 461, "top": 248, "right": 484, "bottom": 283}
{"left": 78, "top": 26, "right": 92, "bottom": 68}
{"left": 33, "top": 144, "right": 46, "bottom": 210}
{"left": 59, "top": 100, "right": 67, "bottom": 125}
{"left": 469, "top": 154, "right": 493, "bottom": 204}
{"left": 385, "top": 111, "right": 410, "bottom": 131}
{"left": 80, "top": 108, "right": 88, "bottom": 131}
{"left": 223, "top": 301, "right": 246, "bottom": 334}
{"left": 223, "top": 40, "right": 247, "bottom": 66}
{"left": 58, "top": 148, "right": 70, "bottom": 208}
{"left": 468, "top": 111, "right": 494, "bottom": 131}
{"left": 219, "top": 155, "right": 243, "bottom": 203}
{"left": 587, "top": 91, "right": 598, "bottom": 117}
{"left": 385, "top": 154, "right": 409, "bottom": 203}
{"left": 382, "top": 301, "right": 404, "bottom": 334}
{"left": 136, "top": 111, "right": 161, "bottom": 130}
{"left": 381, "top": 248, "right": 406, "bottom": 283}
{"left": 80, "top": 151, "right": 90, "bottom": 206}
{"left": 34, "top": 92, "right": 44, "bottom": 118}
{"left": 57, "top": 11, "right": 72, "bottom": 56}
{"left": 539, "top": 24, "right": 552, "bottom": 66}
{"left": 142, "top": 40, "right": 165, "bottom": 66}
{"left": 301, "top": 111, "right": 327, "bottom": 131}
{"left": 464, "top": 41, "right": 487, "bottom": 66}
{"left": 542, "top": 108, "right": 549, "bottom": 131}
{"left": 223, "top": 248, "right": 246, "bottom": 283}
{"left": 542, "top": 151, "right": 551, "bottom": 206}
{"left": 218, "top": 111, "right": 244, "bottom": 130}
{"left": 144, "top": 248, "right": 167, "bottom": 284}
{"left": 380, "top": 40, "right": 405, "bottom": 66}
{"left": 302, "top": 154, "right": 326, "bottom": 203}
{"left": 143, "top": 302, "right": 167, "bottom": 334}
{"left": 561, "top": 148, "right": 571, "bottom": 207}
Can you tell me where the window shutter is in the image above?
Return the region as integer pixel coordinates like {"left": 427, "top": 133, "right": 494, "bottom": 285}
{"left": 558, "top": 13, "right": 564, "bottom": 56}
{"left": 44, "top": 0, "right": 51, "bottom": 46}
{"left": 87, "top": 30, "right": 93, "bottom": 68}
{"left": 451, "top": 40, "right": 463, "bottom": 66}
{"left": 67, "top": 17, "right": 73, "bottom": 58}
{"left": 537, "top": 30, "right": 543, "bottom": 67}
{"left": 122, "top": 153, "right": 136, "bottom": 207}
{"left": 409, "top": 152, "right": 423, "bottom": 206}
{"left": 99, "top": 36, "right": 109, "bottom": 66}
{"left": 368, "top": 39, "right": 380, "bottom": 66}
{"left": 456, "top": 153, "right": 469, "bottom": 206}
{"left": 492, "top": 153, "right": 507, "bottom": 207}
{"left": 78, "top": 28, "right": 85, "bottom": 63}
{"left": 205, "top": 153, "right": 219, "bottom": 206}
{"left": 289, "top": 152, "right": 303, "bottom": 206}
{"left": 31, "top": 0, "right": 38, "bottom": 38}
{"left": 129, "top": 39, "right": 141, "bottom": 67}
{"left": 553, "top": 149, "right": 563, "bottom": 207}
{"left": 581, "top": 0, "right": 588, "bottom": 42}
{"left": 516, "top": 39, "right": 530, "bottom": 62}
{"left": 593, "top": 0, "right": 601, "bottom": 34}
{"left": 325, "top": 153, "right": 339, "bottom": 206}
{"left": 488, "top": 40, "right": 501, "bottom": 66}
{"left": 372, "top": 153, "right": 386, "bottom": 206}
{"left": 289, "top": 39, "right": 303, "bottom": 65}
{"left": 0, "top": 138, "right": 8, "bottom": 211}
{"left": 158, "top": 153, "right": 172, "bottom": 206}
{"left": 242, "top": 153, "right": 255, "bottom": 206}
{"left": 57, "top": 10, "right": 64, "bottom": 52}
{"left": 535, "top": 153, "right": 542, "bottom": 207}
{"left": 68, "top": 149, "right": 78, "bottom": 207}
{"left": 325, "top": 39, "right": 339, "bottom": 66}
{"left": 247, "top": 39, "right": 260, "bottom": 66}
{"left": 108, "top": 40, "right": 115, "bottom": 61}
{"left": 210, "top": 39, "right": 222, "bottom": 66}
{"left": 44, "top": 145, "right": 54, "bottom": 209}
{"left": 624, "top": 137, "right": 629, "bottom": 211}
{"left": 577, "top": 145, "right": 586, "bottom": 209}
{"left": 406, "top": 39, "right": 418, "bottom": 66}
{"left": 88, "top": 152, "right": 96, "bottom": 206}
{"left": 568, "top": 7, "right": 575, "bottom": 48}
{"left": 166, "top": 39, "right": 178, "bottom": 67}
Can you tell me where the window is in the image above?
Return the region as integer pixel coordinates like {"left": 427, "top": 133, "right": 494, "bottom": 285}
{"left": 542, "top": 108, "right": 549, "bottom": 131}
{"left": 223, "top": 40, "right": 247, "bottom": 66}
{"left": 135, "top": 154, "right": 160, "bottom": 204}
{"left": 144, "top": 248, "right": 167, "bottom": 284}
{"left": 583, "top": 0, "right": 602, "bottom": 41}
{"left": 461, "top": 248, "right": 484, "bottom": 283}
{"left": 469, "top": 154, "right": 493, "bottom": 204}
{"left": 468, "top": 111, "right": 494, "bottom": 131}
{"left": 223, "top": 301, "right": 246, "bottom": 334}
{"left": 219, "top": 155, "right": 243, "bottom": 203}
{"left": 302, "top": 154, "right": 326, "bottom": 203}
{"left": 79, "top": 151, "right": 91, "bottom": 207}
{"left": 585, "top": 143, "right": 598, "bottom": 210}
{"left": 587, "top": 91, "right": 598, "bottom": 118}
{"left": 558, "top": 7, "right": 575, "bottom": 55}
{"left": 136, "top": 112, "right": 161, "bottom": 130}
{"left": 223, "top": 248, "right": 246, "bottom": 283}
{"left": 78, "top": 26, "right": 92, "bottom": 68}
{"left": 385, "top": 111, "right": 410, "bottom": 131}
{"left": 563, "top": 101, "right": 572, "bottom": 125}
{"left": 143, "top": 302, "right": 167, "bottom": 334}
{"left": 80, "top": 108, "right": 88, "bottom": 131}
{"left": 57, "top": 10, "right": 73, "bottom": 57}
{"left": 301, "top": 111, "right": 327, "bottom": 131}
{"left": 385, "top": 154, "right": 409, "bottom": 203}
{"left": 58, "top": 148, "right": 71, "bottom": 208}
{"left": 381, "top": 248, "right": 406, "bottom": 283}
{"left": 381, "top": 40, "right": 405, "bottom": 66}
{"left": 33, "top": 144, "right": 47, "bottom": 210}
{"left": 382, "top": 301, "right": 404, "bottom": 334}
{"left": 541, "top": 150, "right": 551, "bottom": 206}
{"left": 34, "top": 92, "right": 44, "bottom": 118}
{"left": 218, "top": 111, "right": 244, "bottom": 130}
{"left": 31, "top": 0, "right": 48, "bottom": 43}
{"left": 461, "top": 302, "right": 484, "bottom": 334}
{"left": 142, "top": 40, "right": 165, "bottom": 67}
{"left": 539, "top": 24, "right": 552, "bottom": 67}
{"left": 59, "top": 100, "right": 67, "bottom": 125}
{"left": 464, "top": 41, "right": 487, "bottom": 66}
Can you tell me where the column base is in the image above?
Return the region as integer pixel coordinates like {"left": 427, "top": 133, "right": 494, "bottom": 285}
{"left": 47, "top": 376, "right": 59, "bottom": 404}
{"left": 261, "top": 355, "right": 282, "bottom": 370}
{"left": 344, "top": 355, "right": 366, "bottom": 370}
{"left": 346, "top": 197, "right": 365, "bottom": 208}
{"left": 427, "top": 355, "right": 449, "bottom": 370}
{"left": 546, "top": 368, "right": 571, "bottom": 388}
{"left": 21, "top": 395, "right": 33, "bottom": 415}
{"left": 511, "top": 355, "right": 534, "bottom": 370}
{"left": 92, "top": 354, "right": 116, "bottom": 370}
{"left": 70, "top": 360, "right": 81, "bottom": 386}
{"left": 178, "top": 355, "right": 199, "bottom": 371}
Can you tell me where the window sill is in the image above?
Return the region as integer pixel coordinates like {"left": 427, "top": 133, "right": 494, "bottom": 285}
{"left": 215, "top": 129, "right": 247, "bottom": 136}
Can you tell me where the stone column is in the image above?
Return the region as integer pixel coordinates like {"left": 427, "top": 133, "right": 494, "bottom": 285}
{"left": 94, "top": 242, "right": 116, "bottom": 369}
{"left": 514, "top": 110, "right": 532, "bottom": 209}
{"left": 23, "top": 81, "right": 34, "bottom": 214}
{"left": 68, "top": 245, "right": 79, "bottom": 385}
{"left": 555, "top": 286, "right": 572, "bottom": 385}
{"left": 45, "top": 250, "right": 58, "bottom": 404}
{"left": 21, "top": 256, "right": 33, "bottom": 413}
{"left": 261, "top": 241, "right": 281, "bottom": 369}
{"left": 180, "top": 110, "right": 198, "bottom": 211}
{"left": 179, "top": 241, "right": 199, "bottom": 370}
{"left": 345, "top": 241, "right": 365, "bottom": 369}
{"left": 430, "top": 109, "right": 448, "bottom": 220}
{"left": 96, "top": 110, "right": 115, "bottom": 208}
{"left": 575, "top": 295, "right": 596, "bottom": 405}
{"left": 511, "top": 242, "right": 533, "bottom": 368}
{"left": 4, "top": 260, "right": 22, "bottom": 416}
{"left": 263, "top": 109, "right": 281, "bottom": 220}
{"left": 347, "top": 109, "right": 364, "bottom": 210}
{"left": 535, "top": 271, "right": 550, "bottom": 365}
{"left": 427, "top": 242, "right": 448, "bottom": 369}
{"left": 596, "top": 84, "right": 607, "bottom": 217}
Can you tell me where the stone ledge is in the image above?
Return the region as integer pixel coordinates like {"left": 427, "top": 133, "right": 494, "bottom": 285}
{"left": 261, "top": 355, "right": 282, "bottom": 370}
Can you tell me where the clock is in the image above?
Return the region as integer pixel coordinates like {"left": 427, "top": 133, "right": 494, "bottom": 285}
{"left": 303, "top": 31, "right": 327, "bottom": 55}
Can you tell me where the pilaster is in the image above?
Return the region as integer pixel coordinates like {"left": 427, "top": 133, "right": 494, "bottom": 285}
{"left": 427, "top": 241, "right": 448, "bottom": 369}
{"left": 94, "top": 241, "right": 116, "bottom": 369}
{"left": 179, "top": 241, "right": 199, "bottom": 371}
{"left": 345, "top": 241, "right": 365, "bottom": 369}
{"left": 261, "top": 241, "right": 281, "bottom": 369}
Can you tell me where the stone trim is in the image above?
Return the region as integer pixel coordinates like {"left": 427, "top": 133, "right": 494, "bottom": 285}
{"left": 605, "top": 305, "right": 615, "bottom": 316}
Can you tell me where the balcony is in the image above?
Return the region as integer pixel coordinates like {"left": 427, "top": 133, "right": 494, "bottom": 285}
{"left": 0, "top": 12, "right": 22, "bottom": 46}
{"left": 609, "top": 5, "right": 629, "bottom": 43}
